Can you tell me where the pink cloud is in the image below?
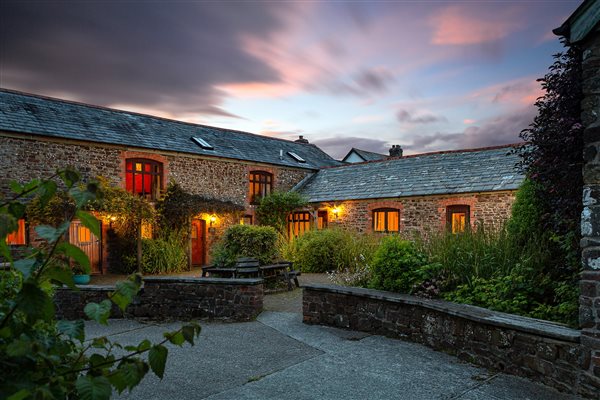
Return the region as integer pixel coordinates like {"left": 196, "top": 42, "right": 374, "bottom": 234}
{"left": 468, "top": 77, "right": 543, "bottom": 107}
{"left": 430, "top": 5, "right": 522, "bottom": 45}
{"left": 463, "top": 119, "right": 476, "bottom": 124}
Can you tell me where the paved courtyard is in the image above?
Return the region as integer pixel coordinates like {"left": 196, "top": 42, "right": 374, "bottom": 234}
{"left": 85, "top": 280, "right": 582, "bottom": 400}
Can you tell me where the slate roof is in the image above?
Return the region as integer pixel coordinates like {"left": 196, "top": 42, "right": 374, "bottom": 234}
{"left": 297, "top": 145, "right": 525, "bottom": 202}
{"left": 342, "top": 148, "right": 387, "bottom": 162}
{"left": 0, "top": 89, "right": 341, "bottom": 170}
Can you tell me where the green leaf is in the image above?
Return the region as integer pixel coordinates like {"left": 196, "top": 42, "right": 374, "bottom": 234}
{"left": 137, "top": 339, "right": 151, "bottom": 352}
{"left": 75, "top": 375, "right": 112, "bottom": 400}
{"left": 57, "top": 320, "right": 85, "bottom": 341}
{"left": 71, "top": 187, "right": 94, "bottom": 208}
{"left": 16, "top": 282, "right": 55, "bottom": 322}
{"left": 148, "top": 345, "right": 168, "bottom": 379}
{"left": 164, "top": 331, "right": 185, "bottom": 346}
{"left": 117, "top": 362, "right": 143, "bottom": 390}
{"left": 6, "top": 338, "right": 32, "bottom": 357}
{"left": 76, "top": 210, "right": 100, "bottom": 238}
{"left": 56, "top": 242, "right": 90, "bottom": 275}
{"left": 13, "top": 259, "right": 36, "bottom": 280}
{"left": 37, "top": 180, "right": 57, "bottom": 208}
{"left": 0, "top": 213, "right": 18, "bottom": 239}
{"left": 59, "top": 168, "right": 81, "bottom": 188}
{"left": 111, "top": 278, "right": 140, "bottom": 311}
{"left": 34, "top": 225, "right": 60, "bottom": 242}
{"left": 43, "top": 265, "right": 76, "bottom": 289}
{"left": 84, "top": 300, "right": 112, "bottom": 325}
{"left": 182, "top": 325, "right": 196, "bottom": 345}
{"left": 7, "top": 389, "right": 30, "bottom": 400}
{"left": 8, "top": 202, "right": 25, "bottom": 219}
{"left": 108, "top": 369, "right": 129, "bottom": 394}
{"left": 0, "top": 241, "right": 12, "bottom": 263}
{"left": 9, "top": 181, "right": 23, "bottom": 195}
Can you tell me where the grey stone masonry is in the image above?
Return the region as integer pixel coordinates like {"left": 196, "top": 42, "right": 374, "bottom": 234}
{"left": 55, "top": 277, "right": 264, "bottom": 322}
{"left": 303, "top": 284, "right": 598, "bottom": 398}
{"left": 580, "top": 25, "right": 600, "bottom": 398}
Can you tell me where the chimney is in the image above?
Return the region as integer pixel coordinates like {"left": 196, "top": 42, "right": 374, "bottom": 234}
{"left": 294, "top": 135, "right": 309, "bottom": 144}
{"left": 389, "top": 144, "right": 403, "bottom": 158}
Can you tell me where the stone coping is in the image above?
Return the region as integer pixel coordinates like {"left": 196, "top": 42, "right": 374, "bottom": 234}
{"left": 143, "top": 276, "right": 264, "bottom": 285}
{"left": 58, "top": 277, "right": 264, "bottom": 291}
{"left": 303, "top": 284, "right": 580, "bottom": 343}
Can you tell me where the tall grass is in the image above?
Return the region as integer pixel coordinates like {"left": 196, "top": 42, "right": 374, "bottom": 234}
{"left": 416, "top": 225, "right": 516, "bottom": 286}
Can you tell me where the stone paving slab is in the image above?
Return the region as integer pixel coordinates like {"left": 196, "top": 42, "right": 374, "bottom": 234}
{"left": 84, "top": 313, "right": 581, "bottom": 400}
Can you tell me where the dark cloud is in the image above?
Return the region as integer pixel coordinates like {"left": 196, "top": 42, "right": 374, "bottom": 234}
{"left": 404, "top": 107, "right": 535, "bottom": 153}
{"left": 324, "top": 67, "right": 395, "bottom": 97}
{"left": 311, "top": 136, "right": 389, "bottom": 160}
{"left": 397, "top": 109, "right": 447, "bottom": 124}
{"left": 0, "top": 2, "right": 291, "bottom": 116}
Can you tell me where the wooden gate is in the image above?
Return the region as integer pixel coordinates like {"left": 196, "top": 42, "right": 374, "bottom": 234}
{"left": 69, "top": 219, "right": 102, "bottom": 274}
{"left": 191, "top": 219, "right": 206, "bottom": 266}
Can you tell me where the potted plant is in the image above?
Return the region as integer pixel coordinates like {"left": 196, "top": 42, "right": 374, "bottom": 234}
{"left": 72, "top": 264, "right": 91, "bottom": 285}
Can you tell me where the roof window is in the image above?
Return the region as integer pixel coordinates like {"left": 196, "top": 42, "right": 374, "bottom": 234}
{"left": 287, "top": 151, "right": 306, "bottom": 163}
{"left": 191, "top": 136, "right": 214, "bottom": 150}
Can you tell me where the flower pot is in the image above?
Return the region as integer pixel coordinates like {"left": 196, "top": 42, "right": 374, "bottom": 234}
{"left": 73, "top": 274, "right": 91, "bottom": 285}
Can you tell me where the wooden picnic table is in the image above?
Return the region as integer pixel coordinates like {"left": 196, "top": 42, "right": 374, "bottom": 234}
{"left": 201, "top": 258, "right": 300, "bottom": 290}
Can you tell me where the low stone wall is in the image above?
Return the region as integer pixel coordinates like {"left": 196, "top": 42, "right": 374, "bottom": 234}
{"left": 303, "top": 284, "right": 599, "bottom": 398}
{"left": 55, "top": 277, "right": 263, "bottom": 322}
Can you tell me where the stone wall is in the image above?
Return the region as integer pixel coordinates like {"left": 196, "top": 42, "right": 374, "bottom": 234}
{"left": 578, "top": 24, "right": 600, "bottom": 395}
{"left": 0, "top": 133, "right": 310, "bottom": 202}
{"left": 303, "top": 284, "right": 598, "bottom": 398}
{"left": 55, "top": 277, "right": 264, "bottom": 322}
{"left": 318, "top": 191, "right": 516, "bottom": 236}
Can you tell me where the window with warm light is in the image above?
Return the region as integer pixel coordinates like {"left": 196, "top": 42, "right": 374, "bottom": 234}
{"left": 141, "top": 223, "right": 153, "bottom": 239}
{"left": 288, "top": 211, "right": 311, "bottom": 237}
{"left": 125, "top": 158, "right": 163, "bottom": 201}
{"left": 249, "top": 171, "right": 272, "bottom": 205}
{"left": 373, "top": 208, "right": 399, "bottom": 233}
{"left": 6, "top": 218, "right": 26, "bottom": 245}
{"left": 240, "top": 215, "right": 253, "bottom": 225}
{"left": 77, "top": 225, "right": 93, "bottom": 243}
{"left": 447, "top": 205, "right": 470, "bottom": 233}
{"left": 317, "top": 210, "right": 328, "bottom": 229}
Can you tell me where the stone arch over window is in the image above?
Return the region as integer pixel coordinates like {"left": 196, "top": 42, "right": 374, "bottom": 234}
{"left": 125, "top": 158, "right": 164, "bottom": 201}
{"left": 367, "top": 200, "right": 403, "bottom": 233}
{"left": 438, "top": 197, "right": 476, "bottom": 231}
{"left": 446, "top": 205, "right": 470, "bottom": 233}
{"left": 249, "top": 170, "right": 273, "bottom": 205}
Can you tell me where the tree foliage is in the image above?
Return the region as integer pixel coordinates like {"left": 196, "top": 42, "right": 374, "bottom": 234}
{"left": 0, "top": 169, "right": 200, "bottom": 400}
{"left": 517, "top": 42, "right": 583, "bottom": 238}
{"left": 255, "top": 191, "right": 308, "bottom": 234}
{"left": 156, "top": 182, "right": 244, "bottom": 232}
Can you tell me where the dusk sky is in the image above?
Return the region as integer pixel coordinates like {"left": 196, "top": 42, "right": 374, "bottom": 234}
{"left": 0, "top": 1, "right": 580, "bottom": 159}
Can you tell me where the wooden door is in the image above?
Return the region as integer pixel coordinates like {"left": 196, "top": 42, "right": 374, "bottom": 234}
{"left": 191, "top": 219, "right": 206, "bottom": 266}
{"left": 69, "top": 219, "right": 102, "bottom": 274}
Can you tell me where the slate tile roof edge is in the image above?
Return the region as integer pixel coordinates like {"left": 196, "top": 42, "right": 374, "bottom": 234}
{"left": 343, "top": 147, "right": 387, "bottom": 162}
{"left": 322, "top": 142, "right": 525, "bottom": 170}
{"left": 0, "top": 87, "right": 326, "bottom": 154}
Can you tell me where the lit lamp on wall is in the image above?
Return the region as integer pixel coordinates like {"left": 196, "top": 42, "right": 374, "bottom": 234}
{"left": 332, "top": 206, "right": 340, "bottom": 221}
{"left": 208, "top": 215, "right": 217, "bottom": 234}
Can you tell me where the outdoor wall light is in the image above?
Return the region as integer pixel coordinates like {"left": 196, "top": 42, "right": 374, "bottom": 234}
{"left": 332, "top": 207, "right": 340, "bottom": 219}
{"left": 209, "top": 215, "right": 217, "bottom": 226}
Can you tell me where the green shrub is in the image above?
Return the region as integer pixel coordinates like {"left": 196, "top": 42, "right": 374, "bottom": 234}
{"left": 368, "top": 236, "right": 430, "bottom": 293}
{"left": 138, "top": 233, "right": 188, "bottom": 274}
{"left": 210, "top": 224, "right": 278, "bottom": 266}
{"left": 291, "top": 228, "right": 379, "bottom": 274}
{"left": 255, "top": 191, "right": 308, "bottom": 233}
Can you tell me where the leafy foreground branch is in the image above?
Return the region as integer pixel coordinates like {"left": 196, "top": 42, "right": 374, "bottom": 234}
{"left": 0, "top": 169, "right": 200, "bottom": 400}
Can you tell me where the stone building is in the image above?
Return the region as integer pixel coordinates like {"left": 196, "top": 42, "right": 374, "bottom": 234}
{"left": 1, "top": 88, "right": 524, "bottom": 273}
{"left": 294, "top": 145, "right": 523, "bottom": 237}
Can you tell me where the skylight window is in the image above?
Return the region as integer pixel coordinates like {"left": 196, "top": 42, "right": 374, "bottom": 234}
{"left": 191, "top": 136, "right": 214, "bottom": 150}
{"left": 287, "top": 151, "right": 306, "bottom": 163}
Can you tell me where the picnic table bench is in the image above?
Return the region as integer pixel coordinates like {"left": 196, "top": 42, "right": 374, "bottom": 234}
{"left": 201, "top": 257, "right": 300, "bottom": 290}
